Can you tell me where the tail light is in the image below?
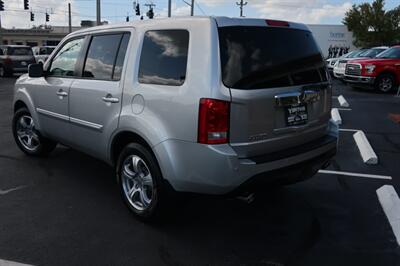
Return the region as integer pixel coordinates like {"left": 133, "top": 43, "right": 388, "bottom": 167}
{"left": 198, "top": 98, "right": 230, "bottom": 144}
{"left": 265, "top": 19, "right": 289, "bottom": 27}
{"left": 4, "top": 57, "right": 12, "bottom": 65}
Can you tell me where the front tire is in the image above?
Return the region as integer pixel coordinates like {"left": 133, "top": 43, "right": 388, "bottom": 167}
{"left": 375, "top": 74, "right": 396, "bottom": 93}
{"left": 116, "top": 143, "right": 172, "bottom": 221}
{"left": 12, "top": 107, "right": 57, "bottom": 156}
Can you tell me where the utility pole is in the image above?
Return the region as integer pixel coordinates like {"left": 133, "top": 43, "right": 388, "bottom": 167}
{"left": 168, "top": 0, "right": 171, "bottom": 17}
{"left": 190, "top": 0, "right": 194, "bottom": 16}
{"left": 236, "top": 0, "right": 247, "bottom": 17}
{"left": 96, "top": 0, "right": 101, "bottom": 25}
{"left": 68, "top": 3, "right": 72, "bottom": 33}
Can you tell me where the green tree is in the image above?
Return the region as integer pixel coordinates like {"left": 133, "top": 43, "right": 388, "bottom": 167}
{"left": 343, "top": 0, "right": 400, "bottom": 47}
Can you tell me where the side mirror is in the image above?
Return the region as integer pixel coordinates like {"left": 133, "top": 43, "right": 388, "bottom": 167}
{"left": 28, "top": 63, "right": 44, "bottom": 78}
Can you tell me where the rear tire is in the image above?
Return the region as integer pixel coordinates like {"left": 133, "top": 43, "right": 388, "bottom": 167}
{"left": 12, "top": 107, "right": 57, "bottom": 156}
{"left": 116, "top": 143, "right": 174, "bottom": 222}
{"left": 375, "top": 73, "right": 396, "bottom": 93}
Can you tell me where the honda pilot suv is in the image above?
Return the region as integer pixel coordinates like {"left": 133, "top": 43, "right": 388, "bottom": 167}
{"left": 12, "top": 17, "right": 337, "bottom": 220}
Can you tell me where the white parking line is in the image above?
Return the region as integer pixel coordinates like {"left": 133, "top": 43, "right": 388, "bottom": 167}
{"left": 331, "top": 108, "right": 342, "bottom": 125}
{"left": 353, "top": 130, "right": 378, "bottom": 165}
{"left": 0, "top": 186, "right": 26, "bottom": 196}
{"left": 0, "top": 259, "right": 33, "bottom": 266}
{"left": 376, "top": 185, "right": 400, "bottom": 245}
{"left": 338, "top": 95, "right": 350, "bottom": 107}
{"left": 318, "top": 169, "right": 392, "bottom": 180}
{"left": 337, "top": 108, "right": 352, "bottom": 111}
{"left": 339, "top": 128, "right": 358, "bottom": 132}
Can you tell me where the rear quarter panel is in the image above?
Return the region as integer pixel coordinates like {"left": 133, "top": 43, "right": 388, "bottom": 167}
{"left": 116, "top": 18, "right": 228, "bottom": 151}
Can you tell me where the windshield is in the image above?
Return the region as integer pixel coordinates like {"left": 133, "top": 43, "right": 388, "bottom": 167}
{"left": 375, "top": 47, "right": 400, "bottom": 59}
{"left": 344, "top": 51, "right": 362, "bottom": 58}
{"left": 7, "top": 47, "right": 33, "bottom": 56}
{"left": 40, "top": 47, "right": 55, "bottom": 55}
{"left": 218, "top": 26, "right": 327, "bottom": 90}
{"left": 358, "top": 48, "right": 386, "bottom": 58}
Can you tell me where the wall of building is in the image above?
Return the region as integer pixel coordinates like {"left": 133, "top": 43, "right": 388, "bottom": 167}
{"left": 0, "top": 26, "right": 81, "bottom": 47}
{"left": 307, "top": 24, "right": 356, "bottom": 58}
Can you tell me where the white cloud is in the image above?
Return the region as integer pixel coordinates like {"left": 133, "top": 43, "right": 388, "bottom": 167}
{"left": 157, "top": 3, "right": 191, "bottom": 17}
{"left": 1, "top": 0, "right": 81, "bottom": 28}
{"left": 252, "top": 0, "right": 353, "bottom": 24}
{"left": 160, "top": 0, "right": 352, "bottom": 24}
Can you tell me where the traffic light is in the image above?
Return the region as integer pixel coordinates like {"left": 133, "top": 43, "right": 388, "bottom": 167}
{"left": 135, "top": 4, "right": 140, "bottom": 16}
{"left": 46, "top": 13, "right": 49, "bottom": 22}
{"left": 30, "top": 12, "right": 34, "bottom": 21}
{"left": 126, "top": 16, "right": 129, "bottom": 22}
{"left": 24, "top": 0, "right": 29, "bottom": 10}
{"left": 147, "top": 7, "right": 154, "bottom": 19}
{"left": 0, "top": 0, "right": 4, "bottom": 11}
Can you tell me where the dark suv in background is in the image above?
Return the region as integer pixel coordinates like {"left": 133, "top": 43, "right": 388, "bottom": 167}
{"left": 0, "top": 45, "right": 36, "bottom": 77}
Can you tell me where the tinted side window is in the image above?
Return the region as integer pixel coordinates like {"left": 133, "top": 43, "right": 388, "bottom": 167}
{"left": 138, "top": 30, "right": 189, "bottom": 86}
{"left": 83, "top": 34, "right": 123, "bottom": 80}
{"left": 113, "top": 33, "right": 130, "bottom": 80}
{"left": 49, "top": 38, "right": 84, "bottom": 77}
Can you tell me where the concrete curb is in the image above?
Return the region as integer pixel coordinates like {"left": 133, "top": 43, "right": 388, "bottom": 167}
{"left": 353, "top": 130, "right": 378, "bottom": 165}
{"left": 376, "top": 185, "right": 400, "bottom": 246}
{"left": 338, "top": 95, "right": 349, "bottom": 107}
{"left": 331, "top": 108, "right": 342, "bottom": 125}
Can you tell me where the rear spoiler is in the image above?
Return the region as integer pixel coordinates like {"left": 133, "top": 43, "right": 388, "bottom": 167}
{"left": 214, "top": 16, "right": 310, "bottom": 31}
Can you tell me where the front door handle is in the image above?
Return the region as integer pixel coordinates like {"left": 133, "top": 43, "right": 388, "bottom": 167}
{"left": 102, "top": 94, "right": 119, "bottom": 103}
{"left": 56, "top": 89, "right": 68, "bottom": 97}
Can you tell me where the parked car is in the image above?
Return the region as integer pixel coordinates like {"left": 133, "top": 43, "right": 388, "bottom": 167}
{"left": 0, "top": 45, "right": 36, "bottom": 77}
{"left": 32, "top": 46, "right": 56, "bottom": 65}
{"left": 333, "top": 46, "right": 389, "bottom": 80}
{"left": 12, "top": 17, "right": 338, "bottom": 220}
{"left": 344, "top": 45, "right": 400, "bottom": 92}
{"left": 326, "top": 50, "right": 364, "bottom": 74}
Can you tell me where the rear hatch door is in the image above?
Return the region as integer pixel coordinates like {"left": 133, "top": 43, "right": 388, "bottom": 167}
{"left": 217, "top": 22, "right": 331, "bottom": 158}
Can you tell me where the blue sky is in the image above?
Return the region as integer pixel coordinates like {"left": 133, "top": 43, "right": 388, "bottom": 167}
{"left": 1, "top": 0, "right": 399, "bottom": 28}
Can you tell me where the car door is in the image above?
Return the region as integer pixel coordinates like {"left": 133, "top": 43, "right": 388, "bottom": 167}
{"left": 68, "top": 32, "right": 131, "bottom": 160}
{"left": 32, "top": 37, "right": 85, "bottom": 144}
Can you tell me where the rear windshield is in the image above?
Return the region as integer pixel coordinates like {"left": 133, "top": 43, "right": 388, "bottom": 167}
{"left": 7, "top": 47, "right": 33, "bottom": 56}
{"left": 218, "top": 26, "right": 327, "bottom": 90}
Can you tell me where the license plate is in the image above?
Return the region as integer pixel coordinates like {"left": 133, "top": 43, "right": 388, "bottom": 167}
{"left": 21, "top": 61, "right": 27, "bottom": 66}
{"left": 285, "top": 104, "right": 308, "bottom": 126}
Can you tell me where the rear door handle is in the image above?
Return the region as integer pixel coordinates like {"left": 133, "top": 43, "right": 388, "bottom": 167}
{"left": 56, "top": 89, "right": 68, "bottom": 97}
{"left": 102, "top": 94, "right": 119, "bottom": 103}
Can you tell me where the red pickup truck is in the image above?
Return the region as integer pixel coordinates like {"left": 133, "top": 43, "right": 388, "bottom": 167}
{"left": 343, "top": 45, "right": 400, "bottom": 93}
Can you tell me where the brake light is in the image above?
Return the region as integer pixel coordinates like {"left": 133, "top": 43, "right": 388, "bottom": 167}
{"left": 198, "top": 98, "right": 230, "bottom": 144}
{"left": 4, "top": 57, "right": 12, "bottom": 65}
{"left": 265, "top": 19, "right": 290, "bottom": 27}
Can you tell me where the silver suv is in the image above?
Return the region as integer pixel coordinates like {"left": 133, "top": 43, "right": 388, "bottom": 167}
{"left": 12, "top": 17, "right": 338, "bottom": 220}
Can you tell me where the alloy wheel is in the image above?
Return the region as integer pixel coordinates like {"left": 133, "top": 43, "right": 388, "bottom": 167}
{"left": 379, "top": 77, "right": 393, "bottom": 92}
{"left": 121, "top": 155, "right": 154, "bottom": 211}
{"left": 16, "top": 115, "right": 40, "bottom": 151}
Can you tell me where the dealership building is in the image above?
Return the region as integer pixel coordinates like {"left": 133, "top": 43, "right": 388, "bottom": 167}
{"left": 0, "top": 22, "right": 355, "bottom": 58}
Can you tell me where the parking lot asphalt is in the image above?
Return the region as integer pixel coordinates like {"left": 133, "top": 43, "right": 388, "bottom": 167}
{"left": 0, "top": 77, "right": 399, "bottom": 266}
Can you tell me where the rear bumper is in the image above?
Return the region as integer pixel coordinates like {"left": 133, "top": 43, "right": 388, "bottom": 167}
{"left": 154, "top": 120, "right": 338, "bottom": 195}
{"left": 4, "top": 66, "right": 28, "bottom": 73}
{"left": 343, "top": 75, "right": 376, "bottom": 87}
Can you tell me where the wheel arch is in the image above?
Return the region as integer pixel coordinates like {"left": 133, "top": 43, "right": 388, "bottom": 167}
{"left": 376, "top": 70, "right": 398, "bottom": 84}
{"left": 109, "top": 130, "right": 155, "bottom": 167}
{"left": 13, "top": 90, "right": 42, "bottom": 131}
